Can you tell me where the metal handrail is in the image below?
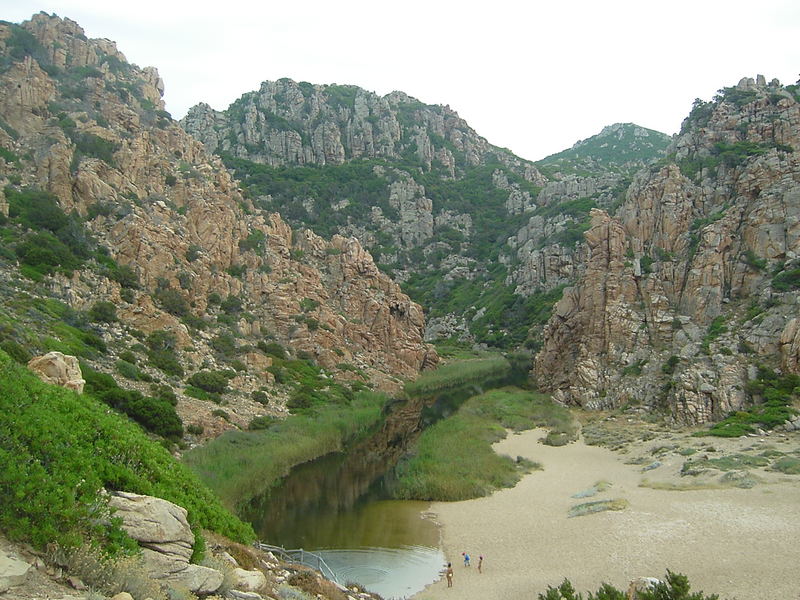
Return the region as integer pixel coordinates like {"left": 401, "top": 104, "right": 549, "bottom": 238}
{"left": 255, "top": 542, "right": 341, "bottom": 584}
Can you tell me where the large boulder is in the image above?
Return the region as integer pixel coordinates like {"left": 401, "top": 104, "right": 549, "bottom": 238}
{"left": 108, "top": 491, "right": 222, "bottom": 595}
{"left": 0, "top": 547, "right": 32, "bottom": 593}
{"left": 231, "top": 567, "right": 267, "bottom": 592}
{"left": 27, "top": 351, "right": 85, "bottom": 393}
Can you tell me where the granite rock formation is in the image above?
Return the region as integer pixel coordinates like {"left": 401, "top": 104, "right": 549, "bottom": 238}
{"left": 0, "top": 13, "right": 437, "bottom": 418}
{"left": 535, "top": 77, "right": 800, "bottom": 423}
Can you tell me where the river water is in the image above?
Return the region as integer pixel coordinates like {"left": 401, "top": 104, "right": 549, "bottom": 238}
{"left": 241, "top": 444, "right": 445, "bottom": 599}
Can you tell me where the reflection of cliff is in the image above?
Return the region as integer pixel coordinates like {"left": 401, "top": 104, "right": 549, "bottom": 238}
{"left": 243, "top": 395, "right": 428, "bottom": 546}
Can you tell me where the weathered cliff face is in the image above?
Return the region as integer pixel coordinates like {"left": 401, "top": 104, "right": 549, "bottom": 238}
{"left": 183, "top": 80, "right": 506, "bottom": 171}
{"left": 181, "top": 78, "right": 551, "bottom": 347}
{"left": 0, "top": 14, "right": 436, "bottom": 419}
{"left": 534, "top": 77, "right": 800, "bottom": 423}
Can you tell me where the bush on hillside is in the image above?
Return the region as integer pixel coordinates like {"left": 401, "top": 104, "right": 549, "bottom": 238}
{"left": 82, "top": 365, "right": 183, "bottom": 439}
{"left": 0, "top": 350, "right": 253, "bottom": 554}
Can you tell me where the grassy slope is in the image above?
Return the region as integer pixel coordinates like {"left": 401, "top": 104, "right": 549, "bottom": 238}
{"left": 0, "top": 350, "right": 253, "bottom": 552}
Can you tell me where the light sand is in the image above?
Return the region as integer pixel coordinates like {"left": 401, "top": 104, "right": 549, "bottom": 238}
{"left": 413, "top": 428, "right": 800, "bottom": 600}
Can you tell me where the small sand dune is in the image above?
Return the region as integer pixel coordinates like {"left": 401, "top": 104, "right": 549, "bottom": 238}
{"left": 413, "top": 428, "right": 800, "bottom": 600}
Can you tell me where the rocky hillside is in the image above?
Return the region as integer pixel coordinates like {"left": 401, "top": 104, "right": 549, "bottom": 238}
{"left": 505, "top": 124, "right": 670, "bottom": 319}
{"left": 182, "top": 79, "right": 558, "bottom": 348}
{"left": 535, "top": 75, "right": 800, "bottom": 423}
{"left": 537, "top": 122, "right": 672, "bottom": 177}
{"left": 0, "top": 13, "right": 437, "bottom": 437}
{"left": 181, "top": 83, "right": 676, "bottom": 352}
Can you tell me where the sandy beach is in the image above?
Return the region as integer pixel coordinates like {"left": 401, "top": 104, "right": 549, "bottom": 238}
{"left": 413, "top": 427, "right": 800, "bottom": 600}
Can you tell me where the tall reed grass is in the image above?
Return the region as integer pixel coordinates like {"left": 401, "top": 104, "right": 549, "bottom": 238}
{"left": 391, "top": 387, "right": 574, "bottom": 501}
{"left": 182, "top": 392, "right": 388, "bottom": 509}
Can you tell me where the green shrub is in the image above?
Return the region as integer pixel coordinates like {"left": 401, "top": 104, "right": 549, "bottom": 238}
{"left": 187, "top": 371, "right": 230, "bottom": 395}
{"left": 248, "top": 415, "right": 277, "bottom": 430}
{"left": 662, "top": 355, "right": 680, "bottom": 375}
{"left": 186, "top": 244, "right": 202, "bottom": 262}
{"left": 118, "top": 350, "right": 137, "bottom": 364}
{"left": 185, "top": 386, "right": 222, "bottom": 404}
{"left": 115, "top": 359, "right": 151, "bottom": 382}
{"left": 772, "top": 268, "right": 800, "bottom": 291}
{"left": 149, "top": 383, "right": 177, "bottom": 406}
{"left": 211, "top": 333, "right": 238, "bottom": 357}
{"left": 146, "top": 349, "right": 183, "bottom": 377}
{"left": 220, "top": 295, "right": 242, "bottom": 314}
{"left": 186, "top": 424, "right": 204, "bottom": 435}
{"left": 0, "top": 339, "right": 31, "bottom": 364}
{"left": 538, "top": 570, "right": 719, "bottom": 600}
{"left": 238, "top": 230, "right": 266, "bottom": 253}
{"left": 252, "top": 390, "right": 269, "bottom": 405}
{"left": 0, "top": 350, "right": 253, "bottom": 553}
{"left": 258, "top": 341, "right": 286, "bottom": 359}
{"left": 153, "top": 287, "right": 190, "bottom": 317}
{"left": 702, "top": 366, "right": 797, "bottom": 436}
{"left": 211, "top": 409, "right": 230, "bottom": 421}
{"left": 88, "top": 301, "right": 117, "bottom": 323}
{"left": 82, "top": 364, "right": 182, "bottom": 439}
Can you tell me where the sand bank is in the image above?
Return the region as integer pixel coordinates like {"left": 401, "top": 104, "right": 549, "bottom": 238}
{"left": 413, "top": 428, "right": 800, "bottom": 600}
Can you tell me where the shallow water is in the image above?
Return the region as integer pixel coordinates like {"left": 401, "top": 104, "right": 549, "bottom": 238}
{"left": 243, "top": 452, "right": 445, "bottom": 599}
{"left": 316, "top": 544, "right": 445, "bottom": 600}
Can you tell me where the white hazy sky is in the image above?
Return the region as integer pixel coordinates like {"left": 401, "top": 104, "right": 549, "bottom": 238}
{"left": 3, "top": 1, "right": 799, "bottom": 161}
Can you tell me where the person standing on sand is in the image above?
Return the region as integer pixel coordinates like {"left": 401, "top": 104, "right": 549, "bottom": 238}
{"left": 478, "top": 555, "right": 483, "bottom": 573}
{"left": 446, "top": 562, "right": 454, "bottom": 587}
{"left": 462, "top": 552, "right": 470, "bottom": 567}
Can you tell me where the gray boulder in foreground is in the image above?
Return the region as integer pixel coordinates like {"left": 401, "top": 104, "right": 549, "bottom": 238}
{"left": 108, "top": 491, "right": 223, "bottom": 594}
{"left": 0, "top": 547, "right": 32, "bottom": 593}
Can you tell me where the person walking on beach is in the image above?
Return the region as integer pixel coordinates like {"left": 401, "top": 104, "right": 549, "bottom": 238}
{"left": 478, "top": 555, "right": 483, "bottom": 573}
{"left": 446, "top": 562, "right": 454, "bottom": 587}
{"left": 462, "top": 552, "right": 470, "bottom": 567}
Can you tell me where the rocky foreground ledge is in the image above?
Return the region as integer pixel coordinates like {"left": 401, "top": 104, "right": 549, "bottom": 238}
{"left": 0, "top": 492, "right": 380, "bottom": 600}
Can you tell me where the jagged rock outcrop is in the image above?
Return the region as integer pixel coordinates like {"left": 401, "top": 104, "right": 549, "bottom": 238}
{"left": 180, "top": 77, "right": 552, "bottom": 347}
{"left": 27, "top": 352, "right": 85, "bottom": 393}
{"left": 0, "top": 14, "right": 437, "bottom": 407}
{"left": 182, "top": 79, "right": 509, "bottom": 170}
{"left": 108, "top": 492, "right": 223, "bottom": 594}
{"left": 535, "top": 76, "right": 800, "bottom": 422}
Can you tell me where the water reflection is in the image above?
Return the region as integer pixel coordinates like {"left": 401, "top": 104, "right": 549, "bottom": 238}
{"left": 241, "top": 397, "right": 446, "bottom": 598}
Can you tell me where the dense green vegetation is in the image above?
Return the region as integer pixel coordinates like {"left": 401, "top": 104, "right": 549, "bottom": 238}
{"left": 82, "top": 363, "right": 184, "bottom": 440}
{"left": 4, "top": 186, "right": 93, "bottom": 278}
{"left": 223, "top": 156, "right": 397, "bottom": 239}
{"left": 701, "top": 366, "right": 798, "bottom": 437}
{"left": 536, "top": 123, "right": 671, "bottom": 176}
{"left": 392, "top": 387, "right": 575, "bottom": 501}
{"left": 403, "top": 356, "right": 512, "bottom": 397}
{"left": 0, "top": 350, "right": 253, "bottom": 556}
{"left": 221, "top": 150, "right": 554, "bottom": 349}
{"left": 182, "top": 391, "right": 389, "bottom": 509}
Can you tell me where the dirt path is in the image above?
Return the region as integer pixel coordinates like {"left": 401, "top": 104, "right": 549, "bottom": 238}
{"left": 413, "top": 428, "right": 800, "bottom": 600}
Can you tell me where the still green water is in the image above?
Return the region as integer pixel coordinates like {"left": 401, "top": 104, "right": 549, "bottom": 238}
{"left": 242, "top": 450, "right": 445, "bottom": 599}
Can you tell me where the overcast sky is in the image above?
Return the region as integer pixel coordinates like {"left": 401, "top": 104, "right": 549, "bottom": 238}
{"left": 4, "top": 1, "right": 799, "bottom": 161}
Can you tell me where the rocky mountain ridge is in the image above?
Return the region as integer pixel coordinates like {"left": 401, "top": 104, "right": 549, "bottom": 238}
{"left": 181, "top": 80, "right": 666, "bottom": 349}
{"left": 0, "top": 13, "right": 437, "bottom": 437}
{"left": 535, "top": 76, "right": 800, "bottom": 423}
